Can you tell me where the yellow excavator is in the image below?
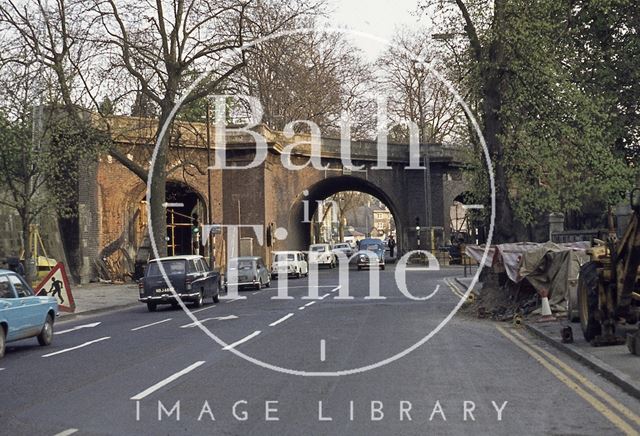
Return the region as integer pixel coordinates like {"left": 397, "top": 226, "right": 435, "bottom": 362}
{"left": 577, "top": 188, "right": 640, "bottom": 354}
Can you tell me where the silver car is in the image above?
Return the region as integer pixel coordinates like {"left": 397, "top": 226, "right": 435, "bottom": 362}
{"left": 224, "top": 256, "right": 271, "bottom": 291}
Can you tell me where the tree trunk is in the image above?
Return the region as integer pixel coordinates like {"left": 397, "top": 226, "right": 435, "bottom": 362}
{"left": 148, "top": 107, "right": 172, "bottom": 257}
{"left": 480, "top": 0, "right": 526, "bottom": 243}
{"left": 21, "top": 211, "right": 35, "bottom": 283}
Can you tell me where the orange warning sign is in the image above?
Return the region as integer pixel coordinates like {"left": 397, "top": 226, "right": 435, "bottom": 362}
{"left": 34, "top": 263, "right": 75, "bottom": 312}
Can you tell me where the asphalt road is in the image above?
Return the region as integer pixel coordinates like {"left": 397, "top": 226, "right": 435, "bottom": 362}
{"left": 1, "top": 265, "right": 639, "bottom": 435}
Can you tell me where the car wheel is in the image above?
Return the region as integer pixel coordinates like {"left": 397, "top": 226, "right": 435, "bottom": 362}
{"left": 193, "top": 291, "right": 204, "bottom": 308}
{"left": 213, "top": 292, "right": 220, "bottom": 304}
{"left": 265, "top": 278, "right": 271, "bottom": 288}
{"left": 0, "top": 325, "right": 5, "bottom": 359}
{"left": 37, "top": 315, "right": 54, "bottom": 346}
{"left": 255, "top": 280, "right": 262, "bottom": 291}
{"left": 296, "top": 270, "right": 301, "bottom": 279}
{"left": 381, "top": 264, "right": 385, "bottom": 270}
{"left": 147, "top": 302, "right": 157, "bottom": 312}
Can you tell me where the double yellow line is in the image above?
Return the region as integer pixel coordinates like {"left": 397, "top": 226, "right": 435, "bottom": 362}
{"left": 445, "top": 278, "right": 474, "bottom": 301}
{"left": 497, "top": 325, "right": 640, "bottom": 435}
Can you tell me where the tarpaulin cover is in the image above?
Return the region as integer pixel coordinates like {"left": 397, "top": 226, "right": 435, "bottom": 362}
{"left": 465, "top": 241, "right": 591, "bottom": 305}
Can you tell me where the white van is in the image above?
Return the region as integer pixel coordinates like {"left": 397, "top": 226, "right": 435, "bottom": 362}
{"left": 271, "top": 251, "right": 308, "bottom": 279}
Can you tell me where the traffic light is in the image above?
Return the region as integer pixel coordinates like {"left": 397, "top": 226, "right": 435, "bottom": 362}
{"left": 192, "top": 213, "right": 200, "bottom": 235}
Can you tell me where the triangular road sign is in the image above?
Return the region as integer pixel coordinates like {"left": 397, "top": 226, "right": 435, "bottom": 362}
{"left": 34, "top": 262, "right": 75, "bottom": 313}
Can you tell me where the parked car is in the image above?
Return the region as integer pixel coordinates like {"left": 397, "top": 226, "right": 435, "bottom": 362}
{"left": 271, "top": 251, "right": 308, "bottom": 279}
{"left": 224, "top": 256, "right": 271, "bottom": 291}
{"left": 356, "top": 238, "right": 386, "bottom": 270}
{"left": 0, "top": 270, "right": 58, "bottom": 358}
{"left": 138, "top": 255, "right": 221, "bottom": 312}
{"left": 308, "top": 243, "right": 336, "bottom": 268}
{"left": 331, "top": 242, "right": 354, "bottom": 258}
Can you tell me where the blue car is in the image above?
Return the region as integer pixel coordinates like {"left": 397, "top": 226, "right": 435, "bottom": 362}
{"left": 0, "top": 269, "right": 58, "bottom": 358}
{"left": 355, "top": 238, "right": 386, "bottom": 270}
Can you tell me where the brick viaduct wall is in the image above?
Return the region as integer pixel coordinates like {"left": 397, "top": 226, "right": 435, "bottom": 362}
{"left": 87, "top": 118, "right": 467, "bottom": 281}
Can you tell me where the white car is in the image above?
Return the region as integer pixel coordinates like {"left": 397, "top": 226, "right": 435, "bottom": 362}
{"left": 271, "top": 251, "right": 308, "bottom": 279}
{"left": 331, "top": 242, "right": 354, "bottom": 258}
{"left": 308, "top": 243, "right": 336, "bottom": 268}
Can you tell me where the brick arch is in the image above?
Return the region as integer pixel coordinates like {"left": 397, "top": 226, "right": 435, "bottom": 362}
{"left": 286, "top": 175, "right": 403, "bottom": 252}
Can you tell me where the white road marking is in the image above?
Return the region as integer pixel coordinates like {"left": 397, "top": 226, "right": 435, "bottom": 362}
{"left": 42, "top": 337, "right": 111, "bottom": 358}
{"left": 252, "top": 291, "right": 260, "bottom": 295}
{"left": 131, "top": 318, "right": 172, "bottom": 331}
{"left": 320, "top": 339, "right": 326, "bottom": 362}
{"left": 55, "top": 322, "right": 101, "bottom": 335}
{"left": 269, "top": 313, "right": 294, "bottom": 327}
{"left": 214, "top": 315, "right": 238, "bottom": 321}
{"left": 222, "top": 331, "right": 261, "bottom": 350}
{"left": 304, "top": 301, "right": 316, "bottom": 307}
{"left": 54, "top": 429, "right": 79, "bottom": 436}
{"left": 330, "top": 285, "right": 341, "bottom": 293}
{"left": 320, "top": 293, "right": 330, "bottom": 299}
{"left": 192, "top": 305, "right": 216, "bottom": 314}
{"left": 298, "top": 306, "right": 306, "bottom": 310}
{"left": 130, "top": 361, "right": 206, "bottom": 401}
{"left": 284, "top": 285, "right": 337, "bottom": 289}
{"left": 225, "top": 298, "right": 242, "bottom": 304}
{"left": 0, "top": 368, "right": 5, "bottom": 371}
{"left": 180, "top": 315, "right": 238, "bottom": 328}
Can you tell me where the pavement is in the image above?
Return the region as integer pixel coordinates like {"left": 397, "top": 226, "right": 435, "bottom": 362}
{"left": 59, "top": 282, "right": 139, "bottom": 318}
{"left": 1, "top": 266, "right": 639, "bottom": 435}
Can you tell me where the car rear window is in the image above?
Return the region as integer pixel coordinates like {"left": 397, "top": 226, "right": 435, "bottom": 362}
{"left": 275, "top": 254, "right": 294, "bottom": 261}
{"left": 147, "top": 260, "right": 186, "bottom": 276}
{"left": 311, "top": 246, "right": 326, "bottom": 252}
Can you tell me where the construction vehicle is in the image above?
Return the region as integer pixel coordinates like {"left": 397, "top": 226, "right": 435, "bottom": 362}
{"left": 577, "top": 188, "right": 640, "bottom": 354}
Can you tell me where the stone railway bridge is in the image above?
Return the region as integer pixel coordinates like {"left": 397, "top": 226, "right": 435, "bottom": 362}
{"left": 80, "top": 116, "right": 470, "bottom": 282}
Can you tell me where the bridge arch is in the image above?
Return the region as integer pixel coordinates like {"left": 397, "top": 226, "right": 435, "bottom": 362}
{"left": 286, "top": 175, "right": 403, "bottom": 252}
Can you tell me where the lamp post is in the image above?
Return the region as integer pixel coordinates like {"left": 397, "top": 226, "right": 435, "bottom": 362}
{"left": 205, "top": 100, "right": 214, "bottom": 267}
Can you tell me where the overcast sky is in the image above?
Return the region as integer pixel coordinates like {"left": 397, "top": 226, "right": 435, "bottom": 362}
{"left": 327, "top": 0, "right": 430, "bottom": 60}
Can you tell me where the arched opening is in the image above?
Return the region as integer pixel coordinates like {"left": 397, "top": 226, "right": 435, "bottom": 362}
{"left": 287, "top": 176, "right": 401, "bottom": 253}
{"left": 163, "top": 181, "right": 207, "bottom": 256}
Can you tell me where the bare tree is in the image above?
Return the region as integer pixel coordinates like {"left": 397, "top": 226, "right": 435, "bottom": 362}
{"left": 236, "top": 14, "right": 376, "bottom": 139}
{"left": 324, "top": 191, "right": 369, "bottom": 241}
{"left": 376, "top": 29, "right": 465, "bottom": 144}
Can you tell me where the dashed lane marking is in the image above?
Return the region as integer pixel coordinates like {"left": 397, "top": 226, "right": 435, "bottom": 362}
{"left": 54, "top": 429, "right": 79, "bottom": 436}
{"left": 130, "top": 361, "right": 206, "bottom": 401}
{"left": 131, "top": 318, "right": 172, "bottom": 331}
{"left": 222, "top": 331, "right": 261, "bottom": 350}
{"left": 42, "top": 337, "right": 111, "bottom": 358}
{"left": 269, "top": 313, "right": 294, "bottom": 327}
{"left": 192, "top": 305, "right": 217, "bottom": 314}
